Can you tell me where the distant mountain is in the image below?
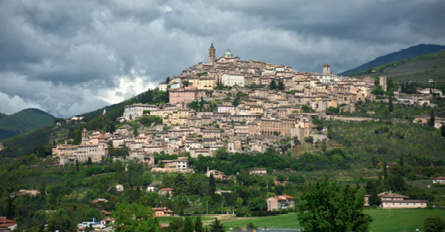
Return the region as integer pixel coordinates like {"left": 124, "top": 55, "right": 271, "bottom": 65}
{"left": 0, "top": 89, "right": 166, "bottom": 158}
{"left": 340, "top": 44, "right": 445, "bottom": 76}
{"left": 0, "top": 108, "right": 55, "bottom": 140}
{"left": 347, "top": 50, "right": 445, "bottom": 83}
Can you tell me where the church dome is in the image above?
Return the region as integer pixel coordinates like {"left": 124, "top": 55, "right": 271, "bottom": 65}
{"left": 224, "top": 49, "right": 232, "bottom": 57}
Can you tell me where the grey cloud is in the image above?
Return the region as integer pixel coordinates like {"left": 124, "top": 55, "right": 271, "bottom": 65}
{"left": 0, "top": 0, "right": 443, "bottom": 116}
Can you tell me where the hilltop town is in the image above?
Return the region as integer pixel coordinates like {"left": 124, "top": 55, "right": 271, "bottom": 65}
{"left": 52, "top": 43, "right": 443, "bottom": 168}
{"left": 2, "top": 44, "right": 444, "bottom": 232}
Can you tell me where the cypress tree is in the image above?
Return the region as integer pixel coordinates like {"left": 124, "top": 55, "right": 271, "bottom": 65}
{"left": 270, "top": 80, "right": 277, "bottom": 90}
{"left": 388, "top": 95, "right": 393, "bottom": 112}
{"left": 430, "top": 110, "right": 435, "bottom": 127}
{"left": 209, "top": 173, "right": 216, "bottom": 195}
{"left": 195, "top": 217, "right": 204, "bottom": 232}
{"left": 182, "top": 217, "right": 194, "bottom": 232}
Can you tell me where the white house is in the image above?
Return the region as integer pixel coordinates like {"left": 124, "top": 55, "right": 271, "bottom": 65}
{"left": 116, "top": 184, "right": 124, "bottom": 192}
{"left": 123, "top": 104, "right": 158, "bottom": 121}
{"left": 221, "top": 73, "right": 245, "bottom": 87}
{"left": 433, "top": 177, "right": 445, "bottom": 185}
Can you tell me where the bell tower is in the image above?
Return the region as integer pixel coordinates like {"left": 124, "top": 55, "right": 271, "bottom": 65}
{"left": 209, "top": 42, "right": 216, "bottom": 66}
{"left": 81, "top": 128, "right": 88, "bottom": 145}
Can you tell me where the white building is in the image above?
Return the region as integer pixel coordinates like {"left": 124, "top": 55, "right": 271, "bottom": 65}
{"left": 311, "top": 73, "right": 342, "bottom": 83}
{"left": 123, "top": 104, "right": 158, "bottom": 121}
{"left": 159, "top": 82, "right": 168, "bottom": 91}
{"left": 378, "top": 192, "right": 427, "bottom": 208}
{"left": 433, "top": 177, "right": 445, "bottom": 185}
{"left": 221, "top": 73, "right": 245, "bottom": 87}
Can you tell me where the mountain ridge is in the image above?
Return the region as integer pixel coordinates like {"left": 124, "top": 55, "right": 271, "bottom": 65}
{"left": 340, "top": 44, "right": 445, "bottom": 76}
{"left": 0, "top": 108, "right": 55, "bottom": 141}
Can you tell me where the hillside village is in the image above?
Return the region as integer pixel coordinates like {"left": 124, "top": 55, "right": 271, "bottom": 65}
{"left": 52, "top": 43, "right": 444, "bottom": 168}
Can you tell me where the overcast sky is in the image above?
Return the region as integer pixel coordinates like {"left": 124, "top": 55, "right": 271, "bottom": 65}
{"left": 0, "top": 0, "right": 444, "bottom": 117}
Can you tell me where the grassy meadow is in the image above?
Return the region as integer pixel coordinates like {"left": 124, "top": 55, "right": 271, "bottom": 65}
{"left": 162, "top": 209, "right": 445, "bottom": 231}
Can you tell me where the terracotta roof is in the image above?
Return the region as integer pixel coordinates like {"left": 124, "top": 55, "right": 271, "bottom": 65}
{"left": 0, "top": 217, "right": 17, "bottom": 229}
{"left": 434, "top": 177, "right": 445, "bottom": 180}
{"left": 378, "top": 192, "right": 408, "bottom": 198}
{"left": 281, "top": 195, "right": 294, "bottom": 199}
{"left": 159, "top": 188, "right": 174, "bottom": 191}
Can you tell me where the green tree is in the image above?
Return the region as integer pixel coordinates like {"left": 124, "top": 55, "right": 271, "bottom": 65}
{"left": 235, "top": 197, "right": 244, "bottom": 210}
{"left": 47, "top": 209, "right": 76, "bottom": 232}
{"left": 278, "top": 80, "right": 285, "bottom": 90}
{"left": 371, "top": 85, "right": 384, "bottom": 95}
{"left": 168, "top": 217, "right": 184, "bottom": 231}
{"left": 194, "top": 217, "right": 204, "bottom": 232}
{"left": 277, "top": 174, "right": 287, "bottom": 182}
{"left": 247, "top": 197, "right": 267, "bottom": 211}
{"left": 321, "top": 140, "right": 327, "bottom": 152}
{"left": 298, "top": 176, "right": 372, "bottom": 232}
{"left": 383, "top": 161, "right": 388, "bottom": 179}
{"left": 388, "top": 95, "right": 393, "bottom": 112}
{"left": 270, "top": 80, "right": 277, "bottom": 90}
{"left": 209, "top": 218, "right": 225, "bottom": 232}
{"left": 441, "top": 126, "right": 445, "bottom": 137}
{"left": 304, "top": 136, "right": 314, "bottom": 144}
{"left": 430, "top": 110, "right": 435, "bottom": 127}
{"left": 200, "top": 96, "right": 204, "bottom": 112}
{"left": 139, "top": 115, "right": 163, "bottom": 127}
{"left": 182, "top": 217, "right": 194, "bottom": 232}
{"left": 215, "top": 148, "right": 229, "bottom": 160}
{"left": 424, "top": 214, "right": 443, "bottom": 232}
{"left": 233, "top": 96, "right": 240, "bottom": 106}
{"left": 371, "top": 155, "right": 379, "bottom": 167}
{"left": 209, "top": 173, "right": 216, "bottom": 195}
{"left": 113, "top": 203, "right": 160, "bottom": 232}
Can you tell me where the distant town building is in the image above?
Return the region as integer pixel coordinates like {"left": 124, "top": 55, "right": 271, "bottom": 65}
{"left": 221, "top": 73, "right": 245, "bottom": 87}
{"left": 250, "top": 168, "right": 267, "bottom": 175}
{"left": 378, "top": 192, "right": 427, "bottom": 208}
{"left": 0, "top": 217, "right": 17, "bottom": 231}
{"left": 433, "top": 177, "right": 445, "bottom": 185}
{"left": 10, "top": 189, "right": 41, "bottom": 198}
{"left": 123, "top": 103, "right": 158, "bottom": 121}
{"left": 153, "top": 207, "right": 174, "bottom": 217}
{"left": 116, "top": 184, "right": 124, "bottom": 192}
{"left": 159, "top": 82, "right": 168, "bottom": 91}
{"left": 267, "top": 195, "right": 295, "bottom": 211}
{"left": 379, "top": 76, "right": 387, "bottom": 92}
{"left": 158, "top": 188, "right": 175, "bottom": 196}
{"left": 169, "top": 86, "right": 198, "bottom": 104}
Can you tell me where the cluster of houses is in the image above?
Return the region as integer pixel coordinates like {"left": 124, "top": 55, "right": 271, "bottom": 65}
{"left": 52, "top": 43, "right": 443, "bottom": 167}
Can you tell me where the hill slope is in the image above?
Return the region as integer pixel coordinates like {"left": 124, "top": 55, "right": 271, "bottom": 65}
{"left": 0, "top": 108, "right": 55, "bottom": 140}
{"left": 348, "top": 50, "right": 445, "bottom": 83}
{"left": 0, "top": 89, "right": 167, "bottom": 158}
{"left": 340, "top": 44, "right": 445, "bottom": 76}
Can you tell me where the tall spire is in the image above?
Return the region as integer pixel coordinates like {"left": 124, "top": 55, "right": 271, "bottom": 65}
{"left": 209, "top": 42, "right": 216, "bottom": 66}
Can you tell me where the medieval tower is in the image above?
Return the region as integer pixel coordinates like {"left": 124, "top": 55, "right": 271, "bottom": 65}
{"left": 209, "top": 42, "right": 216, "bottom": 66}
{"left": 323, "top": 63, "right": 331, "bottom": 75}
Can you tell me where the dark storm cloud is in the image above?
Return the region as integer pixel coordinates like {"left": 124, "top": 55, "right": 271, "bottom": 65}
{"left": 0, "top": 0, "right": 443, "bottom": 116}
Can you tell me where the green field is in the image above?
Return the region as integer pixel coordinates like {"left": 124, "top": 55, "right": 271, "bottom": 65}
{"left": 191, "top": 209, "right": 445, "bottom": 231}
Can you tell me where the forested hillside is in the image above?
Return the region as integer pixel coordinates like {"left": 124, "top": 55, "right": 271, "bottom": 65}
{"left": 0, "top": 88, "right": 168, "bottom": 158}
{"left": 0, "top": 108, "right": 54, "bottom": 141}
{"left": 350, "top": 50, "right": 445, "bottom": 83}
{"left": 340, "top": 44, "right": 445, "bottom": 76}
